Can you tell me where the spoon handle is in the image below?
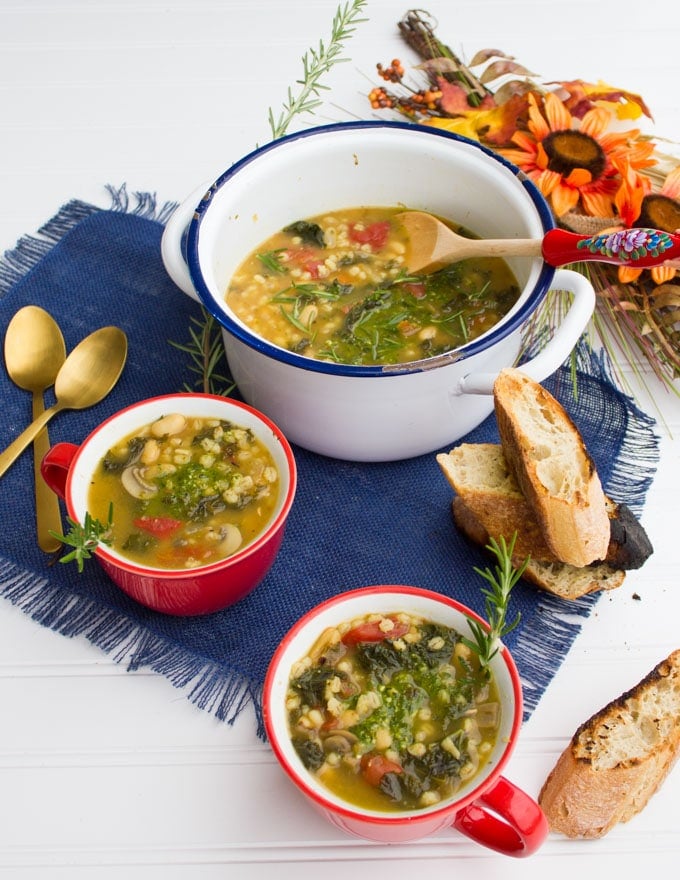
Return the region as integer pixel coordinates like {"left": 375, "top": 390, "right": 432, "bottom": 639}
{"left": 0, "top": 404, "right": 61, "bottom": 480}
{"left": 543, "top": 227, "right": 680, "bottom": 268}
{"left": 31, "top": 392, "right": 63, "bottom": 553}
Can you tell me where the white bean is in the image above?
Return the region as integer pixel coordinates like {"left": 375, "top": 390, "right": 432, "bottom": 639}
{"left": 140, "top": 438, "right": 160, "bottom": 465}
{"left": 151, "top": 413, "right": 187, "bottom": 437}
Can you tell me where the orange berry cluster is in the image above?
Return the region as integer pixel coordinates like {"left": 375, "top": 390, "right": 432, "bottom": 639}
{"left": 410, "top": 88, "right": 443, "bottom": 111}
{"left": 376, "top": 58, "right": 405, "bottom": 83}
{"left": 368, "top": 86, "right": 395, "bottom": 109}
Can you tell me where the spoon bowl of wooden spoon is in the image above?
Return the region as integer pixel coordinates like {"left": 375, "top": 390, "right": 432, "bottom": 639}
{"left": 397, "top": 210, "right": 680, "bottom": 274}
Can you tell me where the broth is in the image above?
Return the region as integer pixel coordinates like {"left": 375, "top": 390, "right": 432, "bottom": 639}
{"left": 87, "top": 413, "right": 280, "bottom": 570}
{"left": 226, "top": 207, "right": 520, "bottom": 366}
{"left": 286, "top": 611, "right": 500, "bottom": 812}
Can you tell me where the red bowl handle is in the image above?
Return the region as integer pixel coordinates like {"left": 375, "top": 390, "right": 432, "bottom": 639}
{"left": 40, "top": 442, "right": 79, "bottom": 501}
{"left": 452, "top": 775, "right": 549, "bottom": 857}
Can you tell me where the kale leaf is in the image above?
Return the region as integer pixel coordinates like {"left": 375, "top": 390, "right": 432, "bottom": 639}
{"left": 284, "top": 220, "right": 326, "bottom": 248}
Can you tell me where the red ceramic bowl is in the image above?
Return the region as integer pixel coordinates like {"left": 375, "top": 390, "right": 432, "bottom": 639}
{"left": 41, "top": 393, "right": 297, "bottom": 615}
{"left": 263, "top": 585, "right": 548, "bottom": 856}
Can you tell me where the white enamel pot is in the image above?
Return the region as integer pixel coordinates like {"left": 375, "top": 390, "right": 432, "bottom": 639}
{"left": 161, "top": 122, "right": 595, "bottom": 462}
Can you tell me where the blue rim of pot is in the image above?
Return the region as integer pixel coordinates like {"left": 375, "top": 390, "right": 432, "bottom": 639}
{"left": 185, "top": 120, "right": 557, "bottom": 378}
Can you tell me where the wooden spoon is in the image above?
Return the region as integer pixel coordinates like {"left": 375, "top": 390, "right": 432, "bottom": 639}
{"left": 0, "top": 326, "right": 128, "bottom": 480}
{"left": 4, "top": 306, "right": 67, "bottom": 552}
{"left": 397, "top": 211, "right": 680, "bottom": 273}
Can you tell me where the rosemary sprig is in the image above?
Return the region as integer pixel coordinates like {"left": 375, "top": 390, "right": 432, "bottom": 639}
{"left": 257, "top": 249, "right": 287, "bottom": 274}
{"left": 169, "top": 308, "right": 236, "bottom": 397}
{"left": 268, "top": 0, "right": 368, "bottom": 140}
{"left": 462, "top": 533, "right": 526, "bottom": 669}
{"left": 50, "top": 504, "right": 114, "bottom": 573}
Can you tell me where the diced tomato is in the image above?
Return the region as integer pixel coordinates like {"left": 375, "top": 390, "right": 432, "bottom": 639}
{"left": 132, "top": 516, "right": 183, "bottom": 538}
{"left": 348, "top": 221, "right": 391, "bottom": 251}
{"left": 155, "top": 542, "right": 213, "bottom": 567}
{"left": 285, "top": 247, "right": 324, "bottom": 279}
{"left": 361, "top": 753, "right": 403, "bottom": 787}
{"left": 341, "top": 616, "right": 410, "bottom": 646}
{"left": 397, "top": 319, "right": 420, "bottom": 337}
{"left": 402, "top": 282, "right": 426, "bottom": 299}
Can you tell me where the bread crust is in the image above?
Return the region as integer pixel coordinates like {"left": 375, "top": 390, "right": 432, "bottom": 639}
{"left": 437, "top": 443, "right": 653, "bottom": 572}
{"left": 538, "top": 650, "right": 680, "bottom": 838}
{"left": 452, "top": 496, "right": 625, "bottom": 599}
{"left": 493, "top": 368, "right": 610, "bottom": 568}
{"left": 437, "top": 443, "right": 554, "bottom": 562}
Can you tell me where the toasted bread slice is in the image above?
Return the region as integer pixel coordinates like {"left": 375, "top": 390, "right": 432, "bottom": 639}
{"left": 452, "top": 496, "right": 625, "bottom": 598}
{"left": 538, "top": 650, "right": 680, "bottom": 838}
{"left": 493, "top": 368, "right": 610, "bottom": 568}
{"left": 437, "top": 443, "right": 653, "bottom": 571}
{"left": 437, "top": 443, "right": 555, "bottom": 563}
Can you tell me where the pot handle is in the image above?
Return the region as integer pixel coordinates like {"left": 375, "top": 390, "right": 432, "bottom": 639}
{"left": 458, "top": 267, "right": 595, "bottom": 395}
{"left": 160, "top": 182, "right": 212, "bottom": 301}
{"left": 452, "top": 775, "right": 549, "bottom": 858}
{"left": 40, "top": 442, "right": 79, "bottom": 501}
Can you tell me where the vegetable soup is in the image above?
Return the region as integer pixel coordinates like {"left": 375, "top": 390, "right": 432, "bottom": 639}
{"left": 286, "top": 611, "right": 500, "bottom": 812}
{"left": 87, "top": 413, "right": 280, "bottom": 569}
{"left": 226, "top": 207, "right": 520, "bottom": 366}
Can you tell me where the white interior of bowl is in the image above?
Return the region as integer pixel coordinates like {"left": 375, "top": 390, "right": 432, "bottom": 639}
{"left": 265, "top": 586, "right": 521, "bottom": 820}
{"left": 190, "top": 125, "right": 551, "bottom": 344}
{"left": 66, "top": 395, "right": 294, "bottom": 573}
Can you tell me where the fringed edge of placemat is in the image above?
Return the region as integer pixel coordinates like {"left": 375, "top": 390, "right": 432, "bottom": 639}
{"left": 0, "top": 184, "right": 177, "bottom": 298}
{"left": 578, "top": 347, "right": 660, "bottom": 517}
{"left": 514, "top": 589, "right": 599, "bottom": 714}
{"left": 0, "top": 554, "right": 263, "bottom": 733}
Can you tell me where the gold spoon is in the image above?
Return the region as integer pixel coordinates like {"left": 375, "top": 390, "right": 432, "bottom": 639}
{"left": 396, "top": 210, "right": 680, "bottom": 273}
{"left": 0, "top": 326, "right": 128, "bottom": 480}
{"left": 4, "top": 306, "right": 67, "bottom": 552}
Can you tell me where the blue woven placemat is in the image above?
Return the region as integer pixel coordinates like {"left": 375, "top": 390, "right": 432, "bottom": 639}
{"left": 0, "top": 187, "right": 660, "bottom": 736}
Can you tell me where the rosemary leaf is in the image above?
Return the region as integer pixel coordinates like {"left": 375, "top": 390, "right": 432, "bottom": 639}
{"left": 169, "top": 308, "right": 236, "bottom": 397}
{"left": 268, "top": 0, "right": 368, "bottom": 140}
{"left": 461, "top": 533, "right": 526, "bottom": 669}
{"left": 51, "top": 504, "right": 114, "bottom": 573}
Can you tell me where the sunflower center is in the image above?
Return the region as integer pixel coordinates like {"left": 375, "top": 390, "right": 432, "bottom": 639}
{"left": 636, "top": 194, "right": 680, "bottom": 232}
{"left": 542, "top": 131, "right": 606, "bottom": 180}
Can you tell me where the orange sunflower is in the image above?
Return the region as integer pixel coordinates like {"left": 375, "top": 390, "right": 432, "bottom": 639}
{"left": 614, "top": 161, "right": 680, "bottom": 284}
{"left": 498, "top": 91, "right": 656, "bottom": 218}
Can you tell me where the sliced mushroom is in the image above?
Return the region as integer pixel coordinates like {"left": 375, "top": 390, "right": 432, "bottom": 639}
{"left": 217, "top": 523, "right": 242, "bottom": 557}
{"left": 321, "top": 730, "right": 358, "bottom": 755}
{"left": 121, "top": 466, "right": 158, "bottom": 500}
{"left": 475, "top": 702, "right": 500, "bottom": 729}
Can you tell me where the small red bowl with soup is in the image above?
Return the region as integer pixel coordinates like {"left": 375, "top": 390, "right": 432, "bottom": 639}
{"left": 41, "top": 394, "right": 297, "bottom": 615}
{"left": 263, "top": 585, "right": 548, "bottom": 856}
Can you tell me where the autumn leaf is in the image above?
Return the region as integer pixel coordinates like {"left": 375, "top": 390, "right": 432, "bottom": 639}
{"left": 437, "top": 78, "right": 496, "bottom": 114}
{"left": 469, "top": 48, "right": 513, "bottom": 66}
{"left": 549, "top": 79, "right": 653, "bottom": 121}
{"left": 428, "top": 92, "right": 531, "bottom": 147}
{"left": 479, "top": 60, "right": 538, "bottom": 85}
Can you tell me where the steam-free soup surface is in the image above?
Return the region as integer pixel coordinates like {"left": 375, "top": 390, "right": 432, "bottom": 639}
{"left": 88, "top": 413, "right": 280, "bottom": 569}
{"left": 286, "top": 611, "right": 500, "bottom": 812}
{"left": 226, "top": 207, "right": 520, "bottom": 366}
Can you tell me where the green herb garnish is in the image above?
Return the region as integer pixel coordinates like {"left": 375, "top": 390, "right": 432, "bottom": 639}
{"left": 267, "top": 0, "right": 368, "bottom": 140}
{"left": 462, "top": 533, "right": 526, "bottom": 669}
{"left": 257, "top": 249, "right": 287, "bottom": 274}
{"left": 169, "top": 308, "right": 236, "bottom": 397}
{"left": 50, "top": 503, "right": 114, "bottom": 573}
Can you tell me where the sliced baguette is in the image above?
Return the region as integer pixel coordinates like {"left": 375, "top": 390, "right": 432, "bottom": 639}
{"left": 493, "top": 368, "right": 610, "bottom": 568}
{"left": 451, "top": 495, "right": 625, "bottom": 598}
{"left": 437, "top": 443, "right": 653, "bottom": 571}
{"left": 538, "top": 650, "right": 680, "bottom": 838}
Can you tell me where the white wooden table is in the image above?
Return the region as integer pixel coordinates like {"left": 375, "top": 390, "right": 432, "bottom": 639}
{"left": 1, "top": 1, "right": 679, "bottom": 877}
